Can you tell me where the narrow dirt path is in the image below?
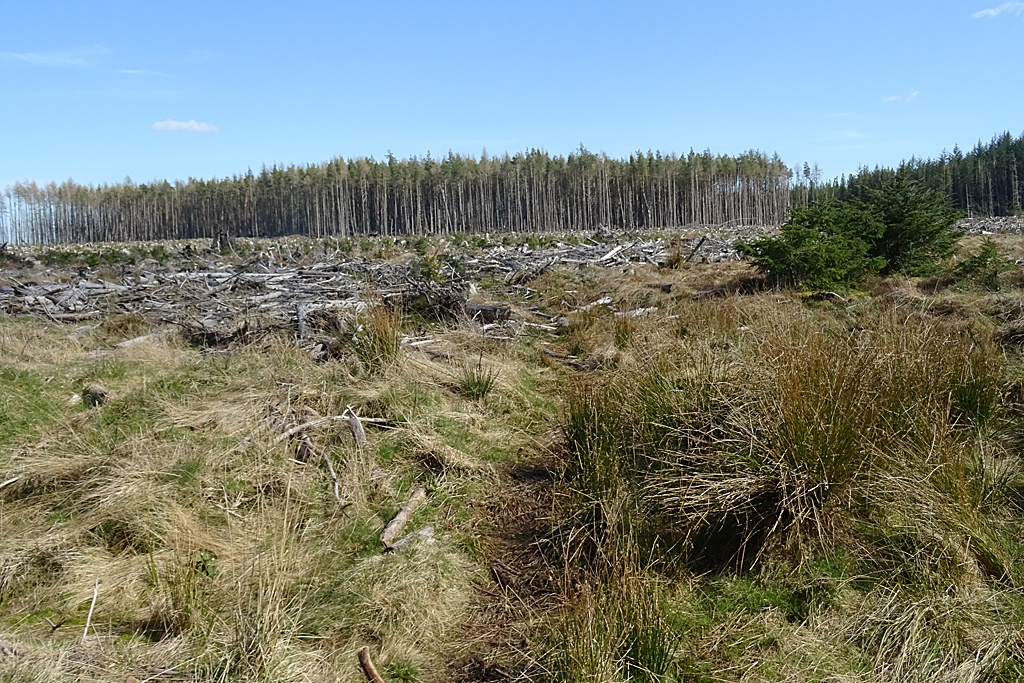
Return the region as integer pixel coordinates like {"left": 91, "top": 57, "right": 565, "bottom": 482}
{"left": 451, "top": 434, "right": 564, "bottom": 681}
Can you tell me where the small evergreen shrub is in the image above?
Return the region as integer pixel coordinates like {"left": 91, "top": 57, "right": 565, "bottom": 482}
{"left": 739, "top": 176, "right": 960, "bottom": 288}
{"left": 955, "top": 239, "right": 1014, "bottom": 290}
{"left": 738, "top": 202, "right": 885, "bottom": 289}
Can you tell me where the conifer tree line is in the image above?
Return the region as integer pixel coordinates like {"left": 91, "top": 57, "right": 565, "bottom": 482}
{"left": 0, "top": 148, "right": 793, "bottom": 244}
{"left": 838, "top": 130, "right": 1024, "bottom": 216}
{"left": 4, "top": 131, "right": 1021, "bottom": 245}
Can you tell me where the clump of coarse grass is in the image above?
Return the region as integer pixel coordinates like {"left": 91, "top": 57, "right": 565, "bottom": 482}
{"left": 613, "top": 315, "right": 636, "bottom": 349}
{"left": 559, "top": 297, "right": 1015, "bottom": 573}
{"left": 209, "top": 548, "right": 305, "bottom": 681}
{"left": 552, "top": 287, "right": 1024, "bottom": 678}
{"left": 0, "top": 640, "right": 65, "bottom": 683}
{"left": 298, "top": 539, "right": 476, "bottom": 678}
{"left": 96, "top": 312, "right": 150, "bottom": 341}
{"left": 344, "top": 303, "right": 403, "bottom": 375}
{"left": 841, "top": 583, "right": 1024, "bottom": 682}
{"left": 459, "top": 353, "right": 498, "bottom": 400}
{"left": 547, "top": 561, "right": 674, "bottom": 683}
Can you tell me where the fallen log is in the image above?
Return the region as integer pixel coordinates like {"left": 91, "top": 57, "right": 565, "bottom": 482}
{"left": 465, "top": 301, "right": 511, "bottom": 323}
{"left": 381, "top": 487, "right": 427, "bottom": 548}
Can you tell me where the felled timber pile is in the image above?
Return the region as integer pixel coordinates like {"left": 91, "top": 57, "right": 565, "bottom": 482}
{"left": 1, "top": 266, "right": 367, "bottom": 344}
{"left": 958, "top": 217, "right": 1024, "bottom": 234}
{"left": 0, "top": 231, "right": 750, "bottom": 339}
{"left": 456, "top": 231, "right": 746, "bottom": 277}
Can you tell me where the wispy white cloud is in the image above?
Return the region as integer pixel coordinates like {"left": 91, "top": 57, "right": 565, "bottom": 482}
{"left": 153, "top": 119, "right": 219, "bottom": 133}
{"left": 972, "top": 2, "right": 1024, "bottom": 17}
{"left": 120, "top": 69, "right": 173, "bottom": 78}
{"left": 4, "top": 51, "right": 84, "bottom": 66}
{"left": 2, "top": 46, "right": 108, "bottom": 67}
{"left": 883, "top": 90, "right": 920, "bottom": 103}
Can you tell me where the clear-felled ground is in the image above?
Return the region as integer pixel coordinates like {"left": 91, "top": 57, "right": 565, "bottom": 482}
{"left": 2, "top": 232, "right": 1024, "bottom": 682}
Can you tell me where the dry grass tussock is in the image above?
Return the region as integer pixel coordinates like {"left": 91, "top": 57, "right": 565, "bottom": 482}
{"left": 5, "top": 240, "right": 1024, "bottom": 682}
{"left": 0, "top": 299, "right": 551, "bottom": 682}
{"left": 544, "top": 260, "right": 1024, "bottom": 682}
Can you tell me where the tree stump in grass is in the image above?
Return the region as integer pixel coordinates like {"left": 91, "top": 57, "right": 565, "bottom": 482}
{"left": 82, "top": 384, "right": 108, "bottom": 407}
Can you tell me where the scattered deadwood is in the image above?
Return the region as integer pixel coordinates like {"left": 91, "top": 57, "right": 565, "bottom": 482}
{"left": 685, "top": 235, "right": 708, "bottom": 262}
{"left": 296, "top": 302, "right": 309, "bottom": 340}
{"left": 381, "top": 487, "right": 427, "bottom": 549}
{"left": 270, "top": 411, "right": 385, "bottom": 448}
{"left": 322, "top": 452, "right": 349, "bottom": 512}
{"left": 270, "top": 415, "right": 351, "bottom": 447}
{"left": 389, "top": 525, "right": 435, "bottom": 553}
{"left": 465, "top": 301, "right": 511, "bottom": 323}
{"left": 271, "top": 410, "right": 381, "bottom": 511}
{"left": 615, "top": 306, "right": 659, "bottom": 318}
{"left": 0, "top": 233, "right": 746, "bottom": 344}
{"left": 345, "top": 405, "right": 368, "bottom": 447}
{"left": 358, "top": 646, "right": 386, "bottom": 683}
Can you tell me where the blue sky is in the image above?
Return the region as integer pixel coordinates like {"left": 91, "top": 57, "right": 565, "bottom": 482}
{"left": 1, "top": 1, "right": 1022, "bottom": 189}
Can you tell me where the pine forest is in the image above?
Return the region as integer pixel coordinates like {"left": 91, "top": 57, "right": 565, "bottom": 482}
{"left": 0, "top": 149, "right": 799, "bottom": 244}
{"left": 3, "top": 130, "right": 1024, "bottom": 245}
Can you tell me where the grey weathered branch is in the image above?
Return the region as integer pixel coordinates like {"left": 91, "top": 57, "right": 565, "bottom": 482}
{"left": 344, "top": 405, "right": 368, "bottom": 447}
{"left": 82, "top": 578, "right": 98, "bottom": 640}
{"left": 381, "top": 487, "right": 427, "bottom": 549}
{"left": 270, "top": 415, "right": 352, "bottom": 447}
{"left": 2, "top": 233, "right": 744, "bottom": 336}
